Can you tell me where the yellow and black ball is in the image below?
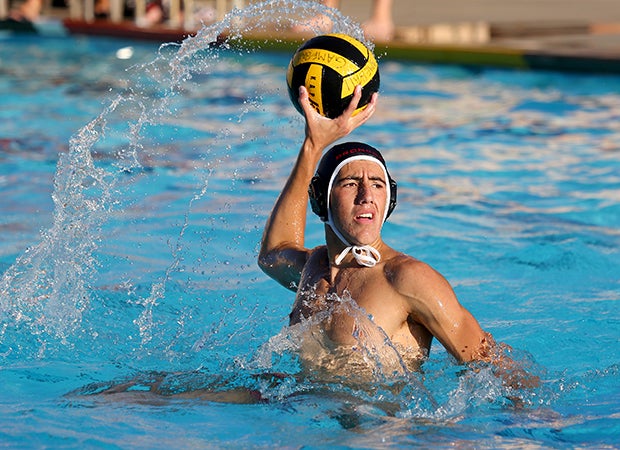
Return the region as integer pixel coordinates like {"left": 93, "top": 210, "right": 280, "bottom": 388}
{"left": 286, "top": 33, "right": 380, "bottom": 119}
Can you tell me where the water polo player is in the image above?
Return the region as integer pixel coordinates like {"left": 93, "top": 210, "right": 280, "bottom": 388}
{"left": 258, "top": 85, "right": 537, "bottom": 389}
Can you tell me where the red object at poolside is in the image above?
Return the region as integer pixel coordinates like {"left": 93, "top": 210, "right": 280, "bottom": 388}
{"left": 63, "top": 18, "right": 196, "bottom": 42}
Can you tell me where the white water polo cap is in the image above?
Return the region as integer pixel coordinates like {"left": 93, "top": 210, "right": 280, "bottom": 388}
{"left": 309, "top": 142, "right": 397, "bottom": 267}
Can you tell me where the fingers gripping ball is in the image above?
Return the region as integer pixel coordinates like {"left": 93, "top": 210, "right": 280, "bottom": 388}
{"left": 286, "top": 33, "right": 380, "bottom": 119}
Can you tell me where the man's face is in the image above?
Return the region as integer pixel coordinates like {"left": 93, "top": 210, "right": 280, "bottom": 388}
{"left": 329, "top": 160, "right": 388, "bottom": 246}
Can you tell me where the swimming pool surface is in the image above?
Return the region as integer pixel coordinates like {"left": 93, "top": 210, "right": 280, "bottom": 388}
{"left": 0, "top": 2, "right": 619, "bottom": 447}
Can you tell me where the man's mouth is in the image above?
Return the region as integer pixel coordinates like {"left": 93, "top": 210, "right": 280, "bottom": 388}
{"left": 357, "top": 213, "right": 373, "bottom": 220}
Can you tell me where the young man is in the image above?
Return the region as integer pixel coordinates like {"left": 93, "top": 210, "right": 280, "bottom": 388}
{"left": 259, "top": 85, "right": 535, "bottom": 388}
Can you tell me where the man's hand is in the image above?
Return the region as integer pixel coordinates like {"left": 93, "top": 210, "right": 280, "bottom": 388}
{"left": 299, "top": 85, "right": 378, "bottom": 154}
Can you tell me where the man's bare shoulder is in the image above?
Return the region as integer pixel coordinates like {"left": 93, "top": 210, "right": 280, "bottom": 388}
{"left": 383, "top": 252, "right": 436, "bottom": 281}
{"left": 383, "top": 252, "right": 453, "bottom": 301}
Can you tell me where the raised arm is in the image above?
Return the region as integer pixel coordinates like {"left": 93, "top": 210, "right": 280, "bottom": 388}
{"left": 258, "top": 85, "right": 377, "bottom": 290}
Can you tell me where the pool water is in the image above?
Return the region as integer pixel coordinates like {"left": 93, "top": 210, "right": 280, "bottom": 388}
{"left": 1, "top": 1, "right": 619, "bottom": 447}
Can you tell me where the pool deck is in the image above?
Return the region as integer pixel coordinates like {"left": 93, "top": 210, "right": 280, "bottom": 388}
{"left": 9, "top": 0, "right": 620, "bottom": 73}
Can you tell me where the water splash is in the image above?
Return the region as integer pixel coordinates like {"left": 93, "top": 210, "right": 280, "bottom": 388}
{"left": 0, "top": 0, "right": 368, "bottom": 357}
{"left": 250, "top": 291, "right": 443, "bottom": 409}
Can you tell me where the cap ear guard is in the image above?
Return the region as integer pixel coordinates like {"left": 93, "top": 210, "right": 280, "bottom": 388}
{"left": 309, "top": 175, "right": 328, "bottom": 222}
{"left": 309, "top": 173, "right": 397, "bottom": 223}
{"left": 387, "top": 178, "right": 397, "bottom": 219}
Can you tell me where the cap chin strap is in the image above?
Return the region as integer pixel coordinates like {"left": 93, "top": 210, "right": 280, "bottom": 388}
{"left": 328, "top": 210, "right": 382, "bottom": 268}
{"left": 334, "top": 240, "right": 381, "bottom": 267}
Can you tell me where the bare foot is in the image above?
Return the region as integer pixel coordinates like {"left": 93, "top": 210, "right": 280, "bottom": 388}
{"left": 362, "top": 18, "right": 394, "bottom": 42}
{"left": 136, "top": 4, "right": 164, "bottom": 28}
{"left": 10, "top": 0, "right": 42, "bottom": 22}
{"left": 94, "top": 0, "right": 109, "bottom": 17}
{"left": 291, "top": 14, "right": 334, "bottom": 35}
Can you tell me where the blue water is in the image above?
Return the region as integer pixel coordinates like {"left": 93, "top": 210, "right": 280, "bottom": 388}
{"left": 1, "top": 1, "right": 619, "bottom": 447}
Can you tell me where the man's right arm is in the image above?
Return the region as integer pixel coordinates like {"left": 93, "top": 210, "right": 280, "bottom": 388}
{"left": 257, "top": 137, "right": 322, "bottom": 291}
{"left": 258, "top": 86, "right": 377, "bottom": 290}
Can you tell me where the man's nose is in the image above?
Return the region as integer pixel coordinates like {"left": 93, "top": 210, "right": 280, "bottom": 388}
{"left": 357, "top": 183, "right": 374, "bottom": 203}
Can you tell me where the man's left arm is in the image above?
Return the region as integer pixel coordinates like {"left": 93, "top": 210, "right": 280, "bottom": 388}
{"left": 393, "top": 259, "right": 539, "bottom": 388}
{"left": 392, "top": 259, "right": 487, "bottom": 362}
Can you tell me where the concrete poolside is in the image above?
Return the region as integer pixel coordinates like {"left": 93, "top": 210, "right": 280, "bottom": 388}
{"left": 355, "top": 0, "right": 620, "bottom": 72}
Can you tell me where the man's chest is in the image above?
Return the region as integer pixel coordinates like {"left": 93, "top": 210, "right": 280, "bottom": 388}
{"left": 302, "top": 267, "right": 408, "bottom": 332}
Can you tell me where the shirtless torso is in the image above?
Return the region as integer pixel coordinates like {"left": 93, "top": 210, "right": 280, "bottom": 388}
{"left": 287, "top": 245, "right": 433, "bottom": 376}
{"left": 291, "top": 245, "right": 431, "bottom": 351}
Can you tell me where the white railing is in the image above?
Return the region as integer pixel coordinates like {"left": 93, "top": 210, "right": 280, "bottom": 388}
{"left": 71, "top": 0, "right": 244, "bottom": 28}
{"left": 1, "top": 0, "right": 244, "bottom": 30}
